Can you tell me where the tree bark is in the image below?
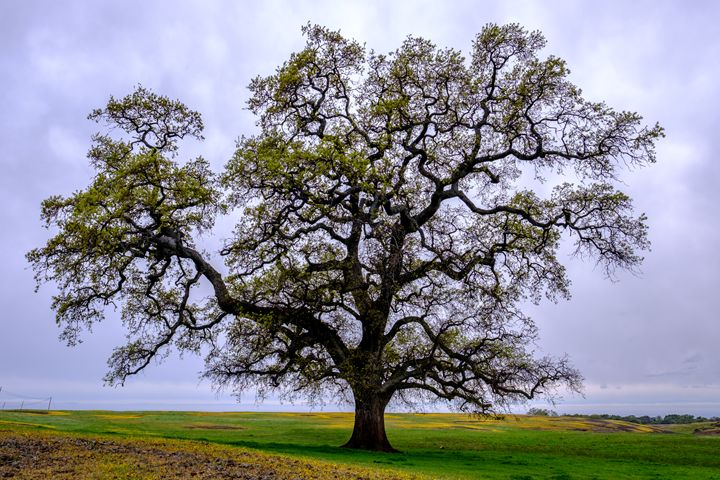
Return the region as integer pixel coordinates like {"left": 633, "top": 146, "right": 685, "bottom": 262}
{"left": 342, "top": 389, "right": 396, "bottom": 452}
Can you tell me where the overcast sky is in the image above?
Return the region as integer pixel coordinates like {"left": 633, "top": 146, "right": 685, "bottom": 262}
{"left": 1, "top": 0, "right": 718, "bottom": 416}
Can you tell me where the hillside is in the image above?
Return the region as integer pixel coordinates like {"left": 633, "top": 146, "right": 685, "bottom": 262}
{"left": 2, "top": 410, "right": 719, "bottom": 479}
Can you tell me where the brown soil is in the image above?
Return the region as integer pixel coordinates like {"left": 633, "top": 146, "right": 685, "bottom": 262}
{"left": 581, "top": 418, "right": 669, "bottom": 434}
{"left": 0, "top": 430, "right": 411, "bottom": 479}
{"left": 694, "top": 422, "right": 720, "bottom": 436}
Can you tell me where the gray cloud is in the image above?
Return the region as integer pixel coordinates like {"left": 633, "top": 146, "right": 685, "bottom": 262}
{"left": 1, "top": 0, "right": 718, "bottom": 414}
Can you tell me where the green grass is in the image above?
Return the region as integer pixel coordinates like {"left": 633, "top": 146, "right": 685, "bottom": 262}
{"left": 1, "top": 410, "right": 718, "bottom": 479}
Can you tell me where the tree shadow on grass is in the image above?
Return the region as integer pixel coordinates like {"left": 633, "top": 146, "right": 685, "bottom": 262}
{"left": 204, "top": 437, "right": 417, "bottom": 465}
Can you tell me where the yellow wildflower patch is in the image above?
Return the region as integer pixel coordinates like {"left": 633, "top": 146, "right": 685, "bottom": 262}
{"left": 93, "top": 414, "right": 142, "bottom": 420}
{"left": 0, "top": 420, "right": 56, "bottom": 429}
{"left": 184, "top": 423, "right": 246, "bottom": 430}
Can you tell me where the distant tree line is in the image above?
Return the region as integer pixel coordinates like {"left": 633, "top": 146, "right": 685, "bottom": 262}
{"left": 526, "top": 408, "right": 718, "bottom": 424}
{"left": 566, "top": 413, "right": 720, "bottom": 424}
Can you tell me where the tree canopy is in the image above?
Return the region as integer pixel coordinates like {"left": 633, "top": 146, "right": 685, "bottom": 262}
{"left": 28, "top": 24, "right": 663, "bottom": 451}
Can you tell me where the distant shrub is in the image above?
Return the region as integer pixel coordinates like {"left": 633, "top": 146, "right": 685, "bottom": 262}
{"left": 527, "top": 408, "right": 558, "bottom": 417}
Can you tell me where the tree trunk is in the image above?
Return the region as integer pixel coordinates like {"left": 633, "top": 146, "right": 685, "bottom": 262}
{"left": 342, "top": 389, "right": 396, "bottom": 452}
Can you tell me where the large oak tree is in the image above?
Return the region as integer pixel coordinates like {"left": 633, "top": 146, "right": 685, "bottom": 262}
{"left": 29, "top": 24, "right": 662, "bottom": 451}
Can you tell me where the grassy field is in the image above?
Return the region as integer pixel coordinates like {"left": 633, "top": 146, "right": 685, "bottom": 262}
{"left": 1, "top": 410, "right": 718, "bottom": 479}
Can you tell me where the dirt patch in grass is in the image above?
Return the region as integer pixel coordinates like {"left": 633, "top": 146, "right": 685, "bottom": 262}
{"left": 0, "top": 429, "right": 415, "bottom": 479}
{"left": 519, "top": 416, "right": 671, "bottom": 434}
{"left": 694, "top": 423, "right": 720, "bottom": 436}
{"left": 581, "top": 419, "right": 669, "bottom": 434}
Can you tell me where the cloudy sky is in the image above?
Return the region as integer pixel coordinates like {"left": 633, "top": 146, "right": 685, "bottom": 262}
{"left": 1, "top": 0, "right": 718, "bottom": 415}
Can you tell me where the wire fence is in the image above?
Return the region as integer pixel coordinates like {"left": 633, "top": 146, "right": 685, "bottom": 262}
{"left": 0, "top": 387, "right": 52, "bottom": 411}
